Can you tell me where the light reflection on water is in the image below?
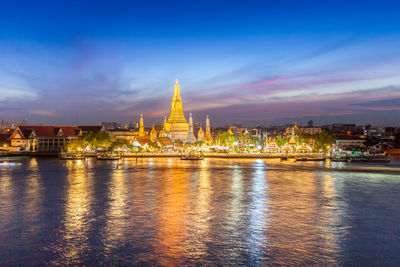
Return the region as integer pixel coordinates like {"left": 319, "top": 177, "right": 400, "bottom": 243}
{"left": 248, "top": 160, "right": 268, "bottom": 264}
{"left": 102, "top": 166, "right": 130, "bottom": 261}
{"left": 51, "top": 159, "right": 93, "bottom": 265}
{"left": 1, "top": 157, "right": 400, "bottom": 265}
{"left": 156, "top": 165, "right": 190, "bottom": 266}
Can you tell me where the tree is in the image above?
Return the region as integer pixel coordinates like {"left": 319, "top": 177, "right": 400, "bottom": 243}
{"left": 276, "top": 135, "right": 286, "bottom": 147}
{"left": 313, "top": 131, "right": 333, "bottom": 152}
{"left": 83, "top": 132, "right": 111, "bottom": 148}
{"left": 174, "top": 140, "right": 184, "bottom": 147}
{"left": 297, "top": 132, "right": 312, "bottom": 145}
{"left": 110, "top": 139, "right": 130, "bottom": 150}
{"left": 215, "top": 131, "right": 235, "bottom": 147}
{"left": 148, "top": 142, "right": 160, "bottom": 150}
{"left": 64, "top": 139, "right": 86, "bottom": 152}
{"left": 194, "top": 141, "right": 205, "bottom": 147}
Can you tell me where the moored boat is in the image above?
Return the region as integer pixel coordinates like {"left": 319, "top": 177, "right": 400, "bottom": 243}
{"left": 181, "top": 153, "right": 204, "bottom": 160}
{"left": 387, "top": 149, "right": 400, "bottom": 155}
{"left": 96, "top": 153, "right": 120, "bottom": 160}
{"left": 295, "top": 157, "right": 326, "bottom": 162}
{"left": 348, "top": 157, "right": 390, "bottom": 163}
{"left": 0, "top": 156, "right": 28, "bottom": 163}
{"left": 331, "top": 158, "right": 348, "bottom": 162}
{"left": 347, "top": 154, "right": 390, "bottom": 163}
{"left": 60, "top": 152, "right": 85, "bottom": 160}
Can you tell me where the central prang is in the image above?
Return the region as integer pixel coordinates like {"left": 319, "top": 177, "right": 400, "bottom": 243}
{"left": 163, "top": 79, "right": 189, "bottom": 141}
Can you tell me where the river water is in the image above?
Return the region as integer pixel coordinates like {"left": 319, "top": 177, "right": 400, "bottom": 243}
{"left": 1, "top": 157, "right": 400, "bottom": 265}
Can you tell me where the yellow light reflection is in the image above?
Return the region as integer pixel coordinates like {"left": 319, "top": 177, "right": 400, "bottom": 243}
{"left": 156, "top": 166, "right": 189, "bottom": 265}
{"left": 0, "top": 160, "right": 19, "bottom": 236}
{"left": 56, "top": 159, "right": 93, "bottom": 264}
{"left": 317, "top": 172, "right": 345, "bottom": 262}
{"left": 226, "top": 163, "right": 243, "bottom": 260}
{"left": 103, "top": 168, "right": 129, "bottom": 253}
{"left": 191, "top": 158, "right": 211, "bottom": 256}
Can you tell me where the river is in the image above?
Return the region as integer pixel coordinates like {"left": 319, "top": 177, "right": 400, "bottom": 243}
{"left": 1, "top": 157, "right": 399, "bottom": 265}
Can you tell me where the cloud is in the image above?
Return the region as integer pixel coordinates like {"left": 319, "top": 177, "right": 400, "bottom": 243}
{"left": 29, "top": 110, "right": 57, "bottom": 117}
{"left": 0, "top": 72, "right": 38, "bottom": 102}
{"left": 1, "top": 36, "right": 400, "bottom": 126}
{"left": 0, "top": 87, "right": 37, "bottom": 101}
{"left": 353, "top": 98, "right": 400, "bottom": 107}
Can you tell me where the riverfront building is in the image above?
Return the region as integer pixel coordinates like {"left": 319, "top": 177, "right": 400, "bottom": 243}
{"left": 10, "top": 125, "right": 81, "bottom": 152}
{"left": 300, "top": 127, "right": 323, "bottom": 135}
{"left": 78, "top": 125, "right": 106, "bottom": 134}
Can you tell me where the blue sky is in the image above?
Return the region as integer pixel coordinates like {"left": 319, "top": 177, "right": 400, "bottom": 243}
{"left": 1, "top": 0, "right": 400, "bottom": 126}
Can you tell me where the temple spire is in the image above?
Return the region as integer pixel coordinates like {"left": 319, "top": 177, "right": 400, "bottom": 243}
{"left": 150, "top": 123, "right": 157, "bottom": 142}
{"left": 164, "top": 79, "right": 189, "bottom": 140}
{"left": 205, "top": 115, "right": 213, "bottom": 143}
{"left": 174, "top": 79, "right": 180, "bottom": 99}
{"left": 186, "top": 113, "right": 196, "bottom": 143}
{"left": 197, "top": 123, "right": 204, "bottom": 142}
{"left": 139, "top": 114, "right": 145, "bottom": 137}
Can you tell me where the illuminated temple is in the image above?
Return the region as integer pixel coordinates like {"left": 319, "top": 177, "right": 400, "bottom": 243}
{"left": 164, "top": 79, "right": 189, "bottom": 141}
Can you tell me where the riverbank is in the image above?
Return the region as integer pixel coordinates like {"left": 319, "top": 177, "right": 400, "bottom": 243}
{"left": 5, "top": 151, "right": 327, "bottom": 159}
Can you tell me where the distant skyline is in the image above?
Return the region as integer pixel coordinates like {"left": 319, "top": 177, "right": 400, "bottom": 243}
{"left": 1, "top": 0, "right": 400, "bottom": 126}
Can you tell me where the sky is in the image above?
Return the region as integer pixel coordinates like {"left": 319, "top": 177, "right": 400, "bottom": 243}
{"left": 1, "top": 0, "right": 400, "bottom": 127}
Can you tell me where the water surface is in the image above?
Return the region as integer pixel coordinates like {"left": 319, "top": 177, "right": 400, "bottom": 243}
{"left": 1, "top": 158, "right": 399, "bottom": 265}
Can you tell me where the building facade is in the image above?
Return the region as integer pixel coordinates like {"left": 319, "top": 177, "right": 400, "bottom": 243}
{"left": 301, "top": 127, "right": 323, "bottom": 135}
{"left": 335, "top": 136, "right": 365, "bottom": 148}
{"left": 10, "top": 126, "right": 80, "bottom": 152}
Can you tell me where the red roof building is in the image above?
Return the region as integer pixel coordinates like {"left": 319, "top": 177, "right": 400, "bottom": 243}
{"left": 10, "top": 125, "right": 80, "bottom": 152}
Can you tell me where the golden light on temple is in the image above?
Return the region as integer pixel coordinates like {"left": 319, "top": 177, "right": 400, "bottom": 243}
{"left": 163, "top": 79, "right": 189, "bottom": 141}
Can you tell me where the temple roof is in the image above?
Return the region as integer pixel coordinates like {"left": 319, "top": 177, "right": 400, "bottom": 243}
{"left": 78, "top": 125, "right": 104, "bottom": 133}
{"left": 157, "top": 137, "right": 173, "bottom": 147}
{"left": 17, "top": 125, "right": 80, "bottom": 137}
{"left": 137, "top": 136, "right": 151, "bottom": 145}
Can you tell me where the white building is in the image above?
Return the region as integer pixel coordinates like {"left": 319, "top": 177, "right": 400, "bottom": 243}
{"left": 301, "top": 127, "right": 323, "bottom": 135}
{"left": 335, "top": 136, "right": 365, "bottom": 148}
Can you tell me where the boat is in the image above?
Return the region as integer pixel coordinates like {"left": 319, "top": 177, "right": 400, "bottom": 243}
{"left": 96, "top": 153, "right": 120, "bottom": 160}
{"left": 347, "top": 155, "right": 390, "bottom": 163}
{"left": 367, "top": 158, "right": 391, "bottom": 163}
{"left": 181, "top": 153, "right": 204, "bottom": 160}
{"left": 387, "top": 149, "right": 400, "bottom": 155}
{"left": 295, "top": 157, "right": 326, "bottom": 162}
{"left": 348, "top": 158, "right": 390, "bottom": 163}
{"left": 331, "top": 156, "right": 348, "bottom": 162}
{"left": 0, "top": 156, "right": 28, "bottom": 163}
{"left": 60, "top": 152, "right": 85, "bottom": 160}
